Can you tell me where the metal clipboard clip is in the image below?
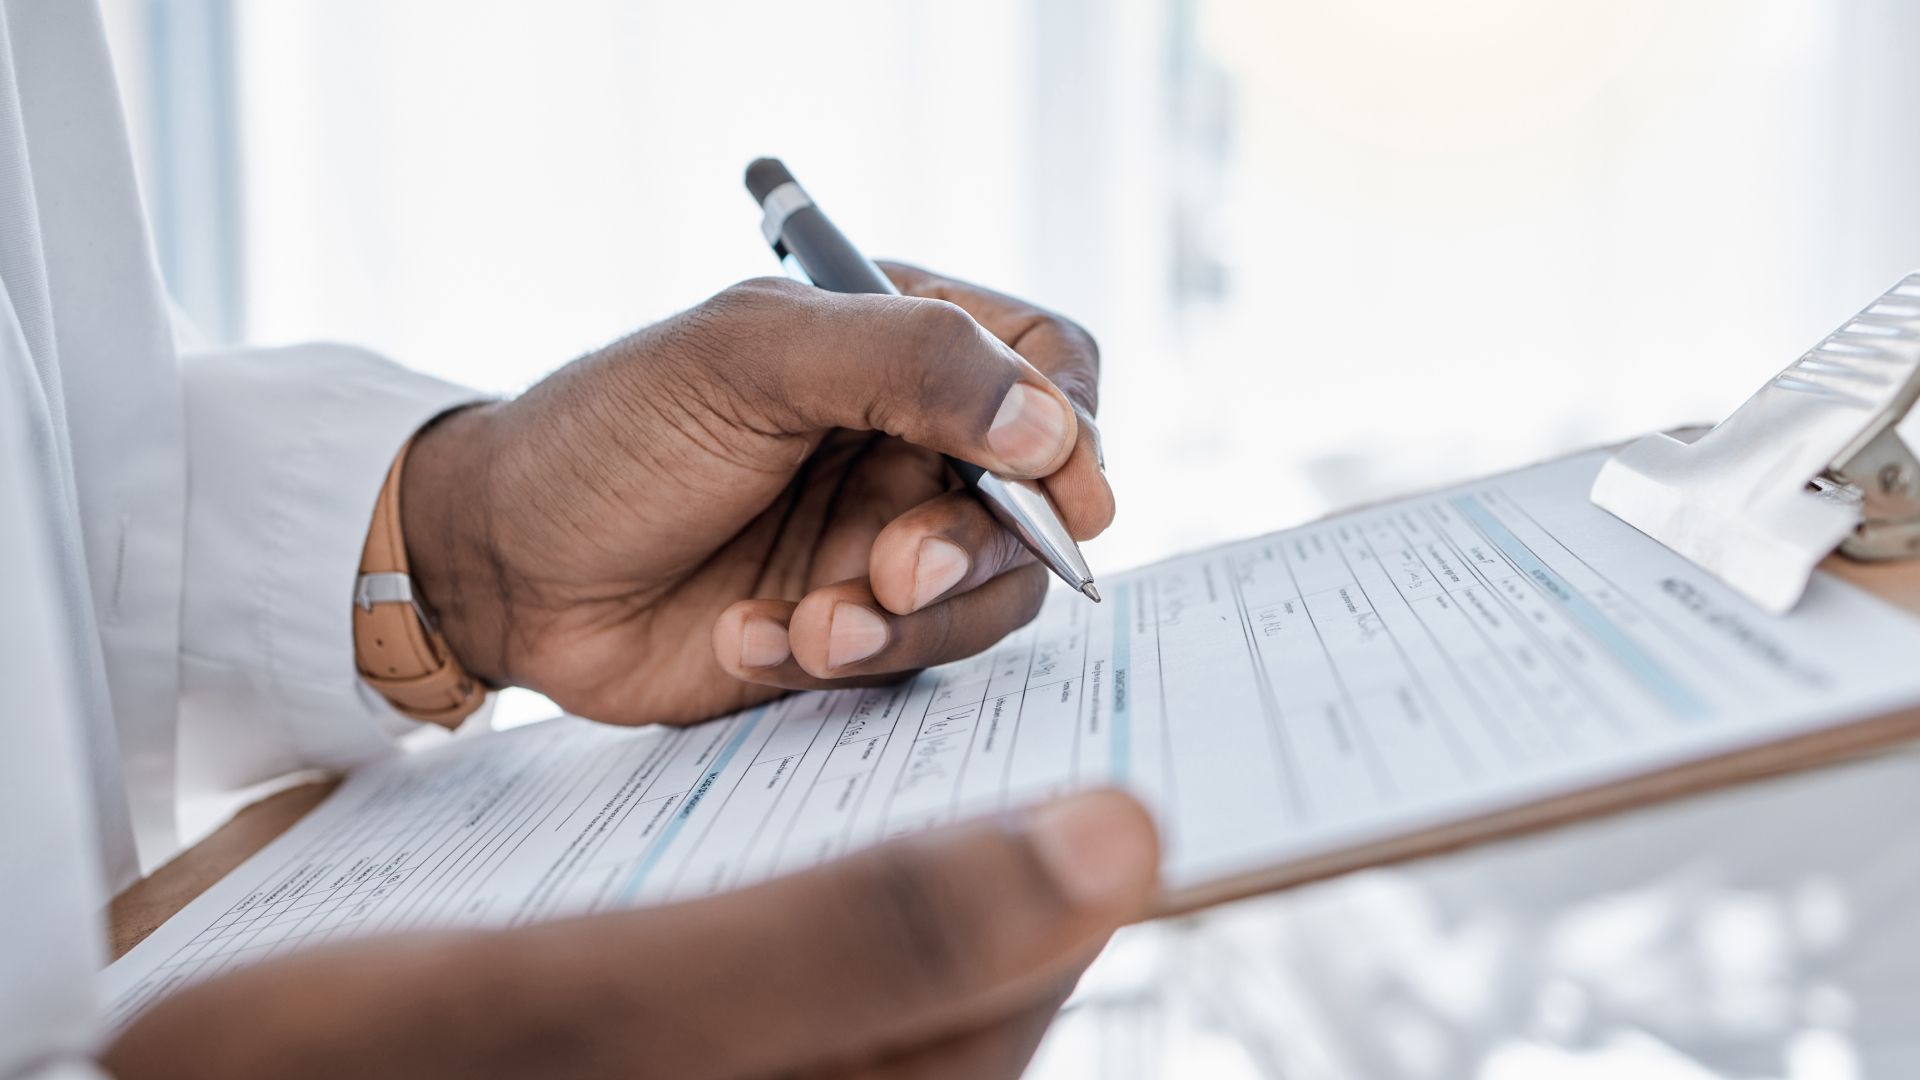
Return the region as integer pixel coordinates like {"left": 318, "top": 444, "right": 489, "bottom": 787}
{"left": 1592, "top": 271, "right": 1920, "bottom": 614}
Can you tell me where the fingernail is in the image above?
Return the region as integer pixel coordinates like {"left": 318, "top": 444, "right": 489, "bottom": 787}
{"left": 739, "top": 617, "right": 791, "bottom": 669}
{"left": 827, "top": 603, "right": 889, "bottom": 669}
{"left": 911, "top": 538, "right": 970, "bottom": 610}
{"left": 1027, "top": 792, "right": 1156, "bottom": 907}
{"left": 988, "top": 383, "right": 1073, "bottom": 474}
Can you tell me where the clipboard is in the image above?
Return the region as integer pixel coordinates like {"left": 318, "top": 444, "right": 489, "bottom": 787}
{"left": 107, "top": 445, "right": 1920, "bottom": 950}
{"left": 109, "top": 274, "right": 1920, "bottom": 946}
{"left": 1155, "top": 541, "right": 1920, "bottom": 917}
{"left": 1165, "top": 271, "right": 1920, "bottom": 916}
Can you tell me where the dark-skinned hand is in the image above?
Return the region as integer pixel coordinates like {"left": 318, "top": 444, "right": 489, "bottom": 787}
{"left": 402, "top": 263, "right": 1109, "bottom": 726}
{"left": 107, "top": 790, "right": 1158, "bottom": 1080}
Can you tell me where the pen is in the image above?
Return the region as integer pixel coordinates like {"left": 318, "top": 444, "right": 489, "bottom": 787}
{"left": 745, "top": 157, "right": 1101, "bottom": 603}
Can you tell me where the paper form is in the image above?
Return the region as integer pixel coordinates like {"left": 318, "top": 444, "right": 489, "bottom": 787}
{"left": 102, "top": 449, "right": 1920, "bottom": 1023}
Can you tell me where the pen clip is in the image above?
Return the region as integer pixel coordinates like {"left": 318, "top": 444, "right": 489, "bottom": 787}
{"left": 758, "top": 180, "right": 813, "bottom": 252}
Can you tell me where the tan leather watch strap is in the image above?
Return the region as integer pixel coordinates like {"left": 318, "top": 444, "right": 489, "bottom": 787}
{"left": 354, "top": 440, "right": 487, "bottom": 726}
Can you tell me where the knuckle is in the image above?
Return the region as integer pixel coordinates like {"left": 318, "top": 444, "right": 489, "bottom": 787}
{"left": 1026, "top": 311, "right": 1101, "bottom": 410}
{"left": 1039, "top": 309, "right": 1100, "bottom": 366}
{"left": 908, "top": 297, "right": 984, "bottom": 353}
{"left": 1049, "top": 364, "right": 1101, "bottom": 416}
{"left": 720, "top": 274, "right": 811, "bottom": 309}
{"left": 683, "top": 279, "right": 819, "bottom": 422}
{"left": 700, "top": 278, "right": 816, "bottom": 348}
{"left": 678, "top": 280, "right": 787, "bottom": 360}
{"left": 639, "top": 313, "right": 733, "bottom": 411}
{"left": 1059, "top": 316, "right": 1100, "bottom": 365}
{"left": 868, "top": 298, "right": 993, "bottom": 436}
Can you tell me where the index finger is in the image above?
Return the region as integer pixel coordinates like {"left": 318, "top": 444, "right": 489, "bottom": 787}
{"left": 879, "top": 261, "right": 1101, "bottom": 417}
{"left": 880, "top": 261, "right": 1115, "bottom": 537}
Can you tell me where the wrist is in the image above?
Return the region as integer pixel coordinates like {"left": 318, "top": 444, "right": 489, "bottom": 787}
{"left": 400, "top": 402, "right": 513, "bottom": 688}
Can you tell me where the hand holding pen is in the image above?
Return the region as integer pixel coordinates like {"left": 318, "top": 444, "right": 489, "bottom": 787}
{"left": 746, "top": 158, "right": 1104, "bottom": 602}
{"left": 393, "top": 176, "right": 1112, "bottom": 722}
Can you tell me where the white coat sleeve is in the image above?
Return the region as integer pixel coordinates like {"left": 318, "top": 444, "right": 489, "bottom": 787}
{"left": 175, "top": 343, "right": 483, "bottom": 793}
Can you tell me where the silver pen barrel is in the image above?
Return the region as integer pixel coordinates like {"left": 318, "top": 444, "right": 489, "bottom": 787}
{"left": 971, "top": 472, "right": 1098, "bottom": 599}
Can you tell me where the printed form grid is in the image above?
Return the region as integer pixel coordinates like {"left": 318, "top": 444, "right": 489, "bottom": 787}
{"left": 106, "top": 479, "right": 1727, "bottom": 1026}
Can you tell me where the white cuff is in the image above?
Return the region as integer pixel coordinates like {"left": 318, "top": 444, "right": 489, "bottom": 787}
{"left": 4, "top": 1061, "right": 112, "bottom": 1080}
{"left": 176, "top": 343, "right": 482, "bottom": 795}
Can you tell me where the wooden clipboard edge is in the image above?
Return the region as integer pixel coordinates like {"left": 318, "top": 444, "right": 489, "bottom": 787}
{"left": 1153, "top": 674, "right": 1920, "bottom": 920}
{"left": 108, "top": 778, "right": 341, "bottom": 960}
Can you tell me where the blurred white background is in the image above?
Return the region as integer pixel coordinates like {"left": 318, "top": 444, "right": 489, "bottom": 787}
{"left": 99, "top": 1, "right": 1920, "bottom": 1077}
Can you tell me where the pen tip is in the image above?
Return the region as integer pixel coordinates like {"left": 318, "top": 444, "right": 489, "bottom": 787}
{"left": 1081, "top": 582, "right": 1101, "bottom": 603}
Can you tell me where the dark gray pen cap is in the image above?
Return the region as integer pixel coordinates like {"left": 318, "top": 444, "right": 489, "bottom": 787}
{"left": 745, "top": 157, "right": 798, "bottom": 204}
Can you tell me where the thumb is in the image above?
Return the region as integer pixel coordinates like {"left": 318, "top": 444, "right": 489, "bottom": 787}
{"left": 566, "top": 789, "right": 1159, "bottom": 1079}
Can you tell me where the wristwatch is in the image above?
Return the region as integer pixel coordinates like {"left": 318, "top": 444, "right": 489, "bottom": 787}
{"left": 353, "top": 439, "right": 488, "bottom": 726}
